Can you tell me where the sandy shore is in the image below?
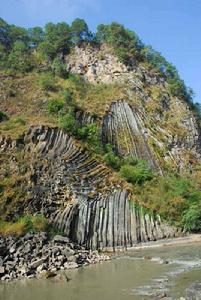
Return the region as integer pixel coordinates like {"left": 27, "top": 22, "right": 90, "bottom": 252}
{"left": 127, "top": 234, "right": 201, "bottom": 251}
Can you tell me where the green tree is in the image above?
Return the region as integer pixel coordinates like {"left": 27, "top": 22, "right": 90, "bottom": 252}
{"left": 28, "top": 27, "right": 44, "bottom": 48}
{"left": 71, "top": 18, "right": 91, "bottom": 44}
{"left": 0, "top": 18, "right": 10, "bottom": 49}
{"left": 9, "top": 25, "right": 29, "bottom": 47}
{"left": 96, "top": 22, "right": 143, "bottom": 64}
{"left": 41, "top": 22, "right": 71, "bottom": 60}
{"left": 8, "top": 41, "right": 34, "bottom": 72}
{"left": 51, "top": 57, "right": 67, "bottom": 78}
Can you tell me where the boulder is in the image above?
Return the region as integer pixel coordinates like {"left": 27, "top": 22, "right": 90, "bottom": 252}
{"left": 0, "top": 266, "right": 5, "bottom": 276}
{"left": 53, "top": 235, "right": 70, "bottom": 244}
{"left": 30, "top": 257, "right": 47, "bottom": 269}
{"left": 64, "top": 262, "right": 78, "bottom": 269}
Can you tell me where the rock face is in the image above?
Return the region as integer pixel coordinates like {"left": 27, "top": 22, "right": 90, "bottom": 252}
{"left": 102, "top": 99, "right": 201, "bottom": 171}
{"left": 0, "top": 233, "right": 110, "bottom": 281}
{"left": 1, "top": 44, "right": 200, "bottom": 254}
{"left": 65, "top": 44, "right": 165, "bottom": 86}
{"left": 102, "top": 100, "right": 160, "bottom": 170}
{"left": 66, "top": 44, "right": 201, "bottom": 170}
{"left": 53, "top": 190, "right": 176, "bottom": 250}
{"left": 66, "top": 44, "right": 128, "bottom": 83}
{"left": 0, "top": 126, "right": 177, "bottom": 250}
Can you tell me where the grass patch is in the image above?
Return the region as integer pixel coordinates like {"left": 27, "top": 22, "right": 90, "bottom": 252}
{"left": 0, "top": 214, "right": 48, "bottom": 237}
{"left": 37, "top": 72, "right": 57, "bottom": 92}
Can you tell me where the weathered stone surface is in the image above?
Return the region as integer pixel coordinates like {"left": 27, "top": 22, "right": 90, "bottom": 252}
{"left": 30, "top": 258, "right": 47, "bottom": 269}
{"left": 65, "top": 44, "right": 201, "bottom": 170}
{"left": 0, "top": 233, "right": 110, "bottom": 281}
{"left": 64, "top": 262, "right": 78, "bottom": 269}
{"left": 0, "top": 125, "right": 178, "bottom": 252}
{"left": 186, "top": 282, "right": 201, "bottom": 299}
{"left": 102, "top": 100, "right": 160, "bottom": 170}
{"left": 53, "top": 235, "right": 70, "bottom": 244}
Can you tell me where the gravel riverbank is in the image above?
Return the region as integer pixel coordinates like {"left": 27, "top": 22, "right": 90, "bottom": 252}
{"left": 0, "top": 233, "right": 110, "bottom": 282}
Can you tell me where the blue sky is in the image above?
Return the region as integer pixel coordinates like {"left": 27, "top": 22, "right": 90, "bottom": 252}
{"left": 1, "top": 0, "right": 201, "bottom": 103}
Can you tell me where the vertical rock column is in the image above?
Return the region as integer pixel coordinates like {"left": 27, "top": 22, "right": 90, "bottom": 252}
{"left": 102, "top": 101, "right": 160, "bottom": 170}
{"left": 53, "top": 190, "right": 176, "bottom": 250}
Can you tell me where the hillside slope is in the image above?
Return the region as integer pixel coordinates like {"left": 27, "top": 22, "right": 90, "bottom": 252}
{"left": 0, "top": 20, "right": 201, "bottom": 249}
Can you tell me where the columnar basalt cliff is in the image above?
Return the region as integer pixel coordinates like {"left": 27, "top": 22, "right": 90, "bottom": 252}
{"left": 102, "top": 100, "right": 160, "bottom": 171}
{"left": 66, "top": 44, "right": 201, "bottom": 170}
{"left": 0, "top": 126, "right": 177, "bottom": 250}
{"left": 0, "top": 44, "right": 200, "bottom": 253}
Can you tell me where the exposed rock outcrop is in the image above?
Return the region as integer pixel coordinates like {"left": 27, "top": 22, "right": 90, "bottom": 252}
{"left": 65, "top": 44, "right": 165, "bottom": 86}
{"left": 102, "top": 99, "right": 201, "bottom": 171}
{"left": 0, "top": 233, "right": 110, "bottom": 281}
{"left": 1, "top": 45, "right": 200, "bottom": 255}
{"left": 66, "top": 44, "right": 201, "bottom": 171}
{"left": 102, "top": 100, "right": 160, "bottom": 171}
{"left": 0, "top": 126, "right": 177, "bottom": 250}
{"left": 53, "top": 190, "right": 176, "bottom": 251}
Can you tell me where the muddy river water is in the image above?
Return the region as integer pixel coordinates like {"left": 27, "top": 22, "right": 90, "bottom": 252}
{"left": 1, "top": 242, "right": 201, "bottom": 300}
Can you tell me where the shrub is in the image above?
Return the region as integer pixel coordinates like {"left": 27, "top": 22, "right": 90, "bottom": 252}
{"left": 0, "top": 219, "right": 28, "bottom": 237}
{"left": 76, "top": 123, "right": 101, "bottom": 151}
{"left": 46, "top": 99, "right": 64, "bottom": 114}
{"left": 0, "top": 111, "right": 8, "bottom": 122}
{"left": 31, "top": 214, "right": 48, "bottom": 232}
{"left": 68, "top": 73, "right": 83, "bottom": 84}
{"left": 103, "top": 144, "right": 121, "bottom": 170}
{"left": 122, "top": 156, "right": 140, "bottom": 166}
{"left": 104, "top": 152, "right": 121, "bottom": 170}
{"left": 182, "top": 203, "right": 201, "bottom": 232}
{"left": 13, "top": 116, "right": 26, "bottom": 125}
{"left": 0, "top": 215, "right": 48, "bottom": 237}
{"left": 51, "top": 57, "right": 67, "bottom": 78}
{"left": 37, "top": 73, "right": 57, "bottom": 91}
{"left": 61, "top": 89, "right": 73, "bottom": 105}
{"left": 119, "top": 162, "right": 153, "bottom": 185}
{"left": 136, "top": 174, "right": 201, "bottom": 228}
{"left": 58, "top": 113, "right": 77, "bottom": 133}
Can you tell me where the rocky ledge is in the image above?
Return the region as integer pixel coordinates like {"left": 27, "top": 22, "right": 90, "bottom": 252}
{"left": 0, "top": 233, "right": 110, "bottom": 282}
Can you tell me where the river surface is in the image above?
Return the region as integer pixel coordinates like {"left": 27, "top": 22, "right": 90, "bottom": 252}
{"left": 1, "top": 242, "right": 201, "bottom": 300}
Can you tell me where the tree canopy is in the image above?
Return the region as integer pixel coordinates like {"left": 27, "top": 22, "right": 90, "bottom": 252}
{"left": 0, "top": 17, "right": 198, "bottom": 113}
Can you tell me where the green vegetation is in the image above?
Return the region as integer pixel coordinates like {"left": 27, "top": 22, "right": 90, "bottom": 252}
{"left": 37, "top": 72, "right": 57, "bottom": 91}
{"left": 96, "top": 22, "right": 143, "bottom": 64}
{"left": 0, "top": 17, "right": 199, "bottom": 115}
{"left": 134, "top": 174, "right": 201, "bottom": 229}
{"left": 76, "top": 123, "right": 101, "bottom": 152}
{"left": 119, "top": 161, "right": 153, "bottom": 185}
{"left": 0, "top": 17, "right": 201, "bottom": 235}
{"left": 51, "top": 57, "right": 68, "bottom": 78}
{"left": 46, "top": 99, "right": 65, "bottom": 114}
{"left": 104, "top": 145, "right": 153, "bottom": 184}
{"left": 103, "top": 145, "right": 201, "bottom": 231}
{"left": 0, "top": 110, "right": 8, "bottom": 122}
{"left": 58, "top": 113, "right": 77, "bottom": 133}
{"left": 182, "top": 203, "right": 201, "bottom": 232}
{"left": 0, "top": 215, "right": 48, "bottom": 237}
